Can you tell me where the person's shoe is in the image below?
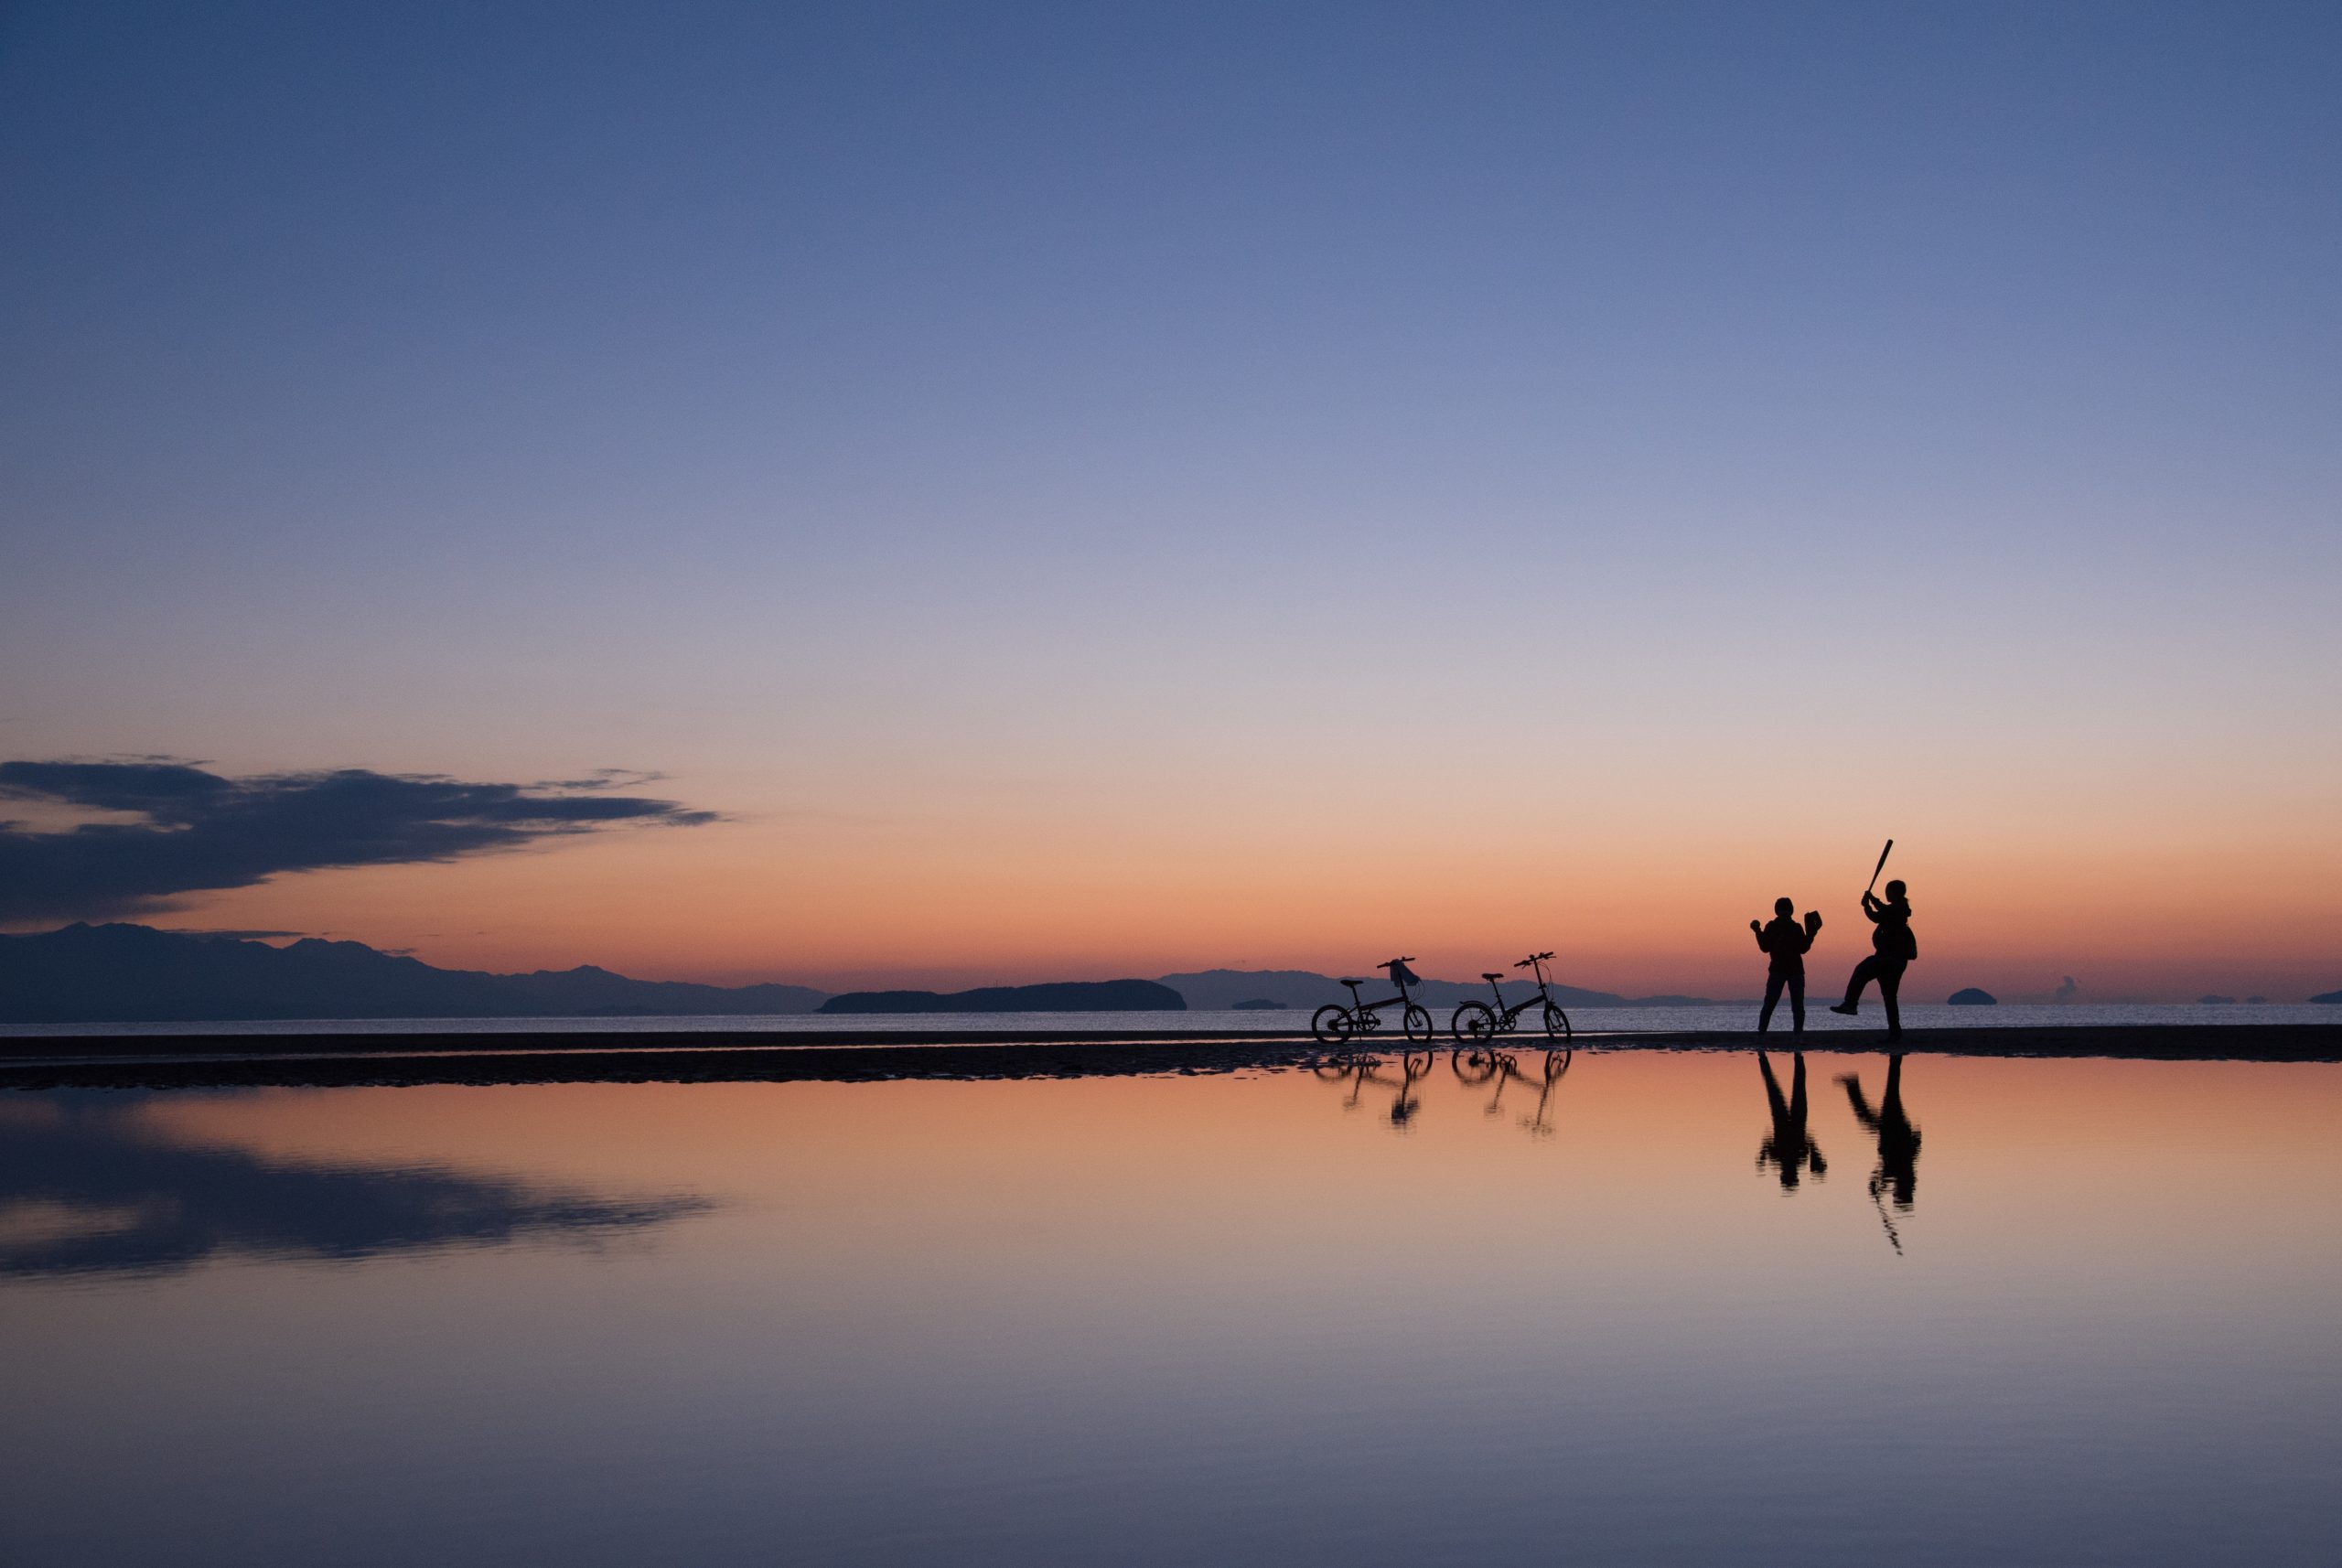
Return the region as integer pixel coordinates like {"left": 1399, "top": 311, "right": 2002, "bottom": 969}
{"left": 1828, "top": 1003, "right": 1858, "bottom": 1016}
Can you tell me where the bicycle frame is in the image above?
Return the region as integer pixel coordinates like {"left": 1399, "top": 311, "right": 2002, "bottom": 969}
{"left": 1478, "top": 976, "right": 1554, "bottom": 1029}
{"left": 1342, "top": 970, "right": 1420, "bottom": 1018}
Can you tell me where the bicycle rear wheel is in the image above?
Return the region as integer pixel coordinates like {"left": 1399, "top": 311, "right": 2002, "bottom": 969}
{"left": 1312, "top": 1004, "right": 1356, "bottom": 1047}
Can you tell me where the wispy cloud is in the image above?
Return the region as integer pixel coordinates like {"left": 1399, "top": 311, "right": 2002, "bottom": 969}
{"left": 0, "top": 758, "right": 719, "bottom": 925}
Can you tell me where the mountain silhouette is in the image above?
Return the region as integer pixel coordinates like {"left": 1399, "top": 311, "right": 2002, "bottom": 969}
{"left": 0, "top": 923, "right": 827, "bottom": 1024}
{"left": 1, "top": 926, "right": 1727, "bottom": 1026}
{"left": 818, "top": 980, "right": 1186, "bottom": 1015}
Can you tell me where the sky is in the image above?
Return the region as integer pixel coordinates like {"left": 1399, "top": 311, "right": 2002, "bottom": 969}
{"left": 2, "top": 1, "right": 2337, "bottom": 999}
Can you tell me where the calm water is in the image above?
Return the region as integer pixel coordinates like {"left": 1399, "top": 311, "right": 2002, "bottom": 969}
{"left": 5, "top": 1051, "right": 2339, "bottom": 1565}
{"left": 5, "top": 1001, "right": 2333, "bottom": 1036}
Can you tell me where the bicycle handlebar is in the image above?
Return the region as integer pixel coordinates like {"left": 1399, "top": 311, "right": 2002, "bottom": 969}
{"left": 1382, "top": 956, "right": 1415, "bottom": 967}
{"left": 1513, "top": 950, "right": 1554, "bottom": 968}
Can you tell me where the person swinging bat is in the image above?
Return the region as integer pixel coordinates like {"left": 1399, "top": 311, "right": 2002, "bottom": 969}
{"left": 1831, "top": 839, "right": 1915, "bottom": 1040}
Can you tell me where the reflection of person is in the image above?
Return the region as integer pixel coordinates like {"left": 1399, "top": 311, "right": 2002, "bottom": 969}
{"left": 1755, "top": 1051, "right": 1826, "bottom": 1190}
{"left": 1839, "top": 1054, "right": 1920, "bottom": 1208}
{"left": 1830, "top": 879, "right": 1916, "bottom": 1039}
{"left": 1751, "top": 898, "right": 1822, "bottom": 1034}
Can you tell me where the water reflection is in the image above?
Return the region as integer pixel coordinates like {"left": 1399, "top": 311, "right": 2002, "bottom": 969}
{"left": 1755, "top": 1050, "right": 1828, "bottom": 1189}
{"left": 1314, "top": 1049, "right": 1437, "bottom": 1126}
{"left": 1450, "top": 1047, "right": 1574, "bottom": 1136}
{"left": 6, "top": 1058, "right": 2342, "bottom": 1568}
{"left": 0, "top": 1096, "right": 708, "bottom": 1277}
{"left": 1311, "top": 1047, "right": 1923, "bottom": 1247}
{"left": 1841, "top": 1054, "right": 1923, "bottom": 1251}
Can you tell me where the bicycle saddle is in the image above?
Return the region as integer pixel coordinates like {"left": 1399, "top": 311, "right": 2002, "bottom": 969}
{"left": 1481, "top": 972, "right": 1505, "bottom": 982}
{"left": 1338, "top": 977, "right": 1367, "bottom": 987}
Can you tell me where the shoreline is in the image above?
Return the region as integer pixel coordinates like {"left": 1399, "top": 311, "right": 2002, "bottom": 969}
{"left": 5, "top": 1022, "right": 2338, "bottom": 1090}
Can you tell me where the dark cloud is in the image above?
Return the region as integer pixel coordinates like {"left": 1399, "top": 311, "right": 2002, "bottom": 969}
{"left": 0, "top": 758, "right": 719, "bottom": 925}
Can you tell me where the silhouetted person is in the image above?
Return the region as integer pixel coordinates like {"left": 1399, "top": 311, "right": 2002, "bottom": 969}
{"left": 1839, "top": 1053, "right": 1921, "bottom": 1210}
{"left": 1755, "top": 1050, "right": 1826, "bottom": 1190}
{"left": 1751, "top": 897, "right": 1822, "bottom": 1033}
{"left": 1830, "top": 878, "right": 1915, "bottom": 1039}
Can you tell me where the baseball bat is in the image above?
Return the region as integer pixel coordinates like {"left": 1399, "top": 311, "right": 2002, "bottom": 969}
{"left": 1864, "top": 839, "right": 1894, "bottom": 897}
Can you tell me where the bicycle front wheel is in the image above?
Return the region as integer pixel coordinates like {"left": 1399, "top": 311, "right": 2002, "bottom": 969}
{"left": 1542, "top": 1004, "right": 1572, "bottom": 1042}
{"left": 1403, "top": 1004, "right": 1434, "bottom": 1044}
{"left": 1312, "top": 1004, "right": 1356, "bottom": 1047}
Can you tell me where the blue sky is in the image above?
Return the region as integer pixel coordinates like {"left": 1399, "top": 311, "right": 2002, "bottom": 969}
{"left": 3, "top": 2, "right": 2337, "bottom": 993}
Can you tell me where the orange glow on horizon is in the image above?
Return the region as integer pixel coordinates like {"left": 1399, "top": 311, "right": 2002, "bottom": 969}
{"left": 148, "top": 781, "right": 2342, "bottom": 1003}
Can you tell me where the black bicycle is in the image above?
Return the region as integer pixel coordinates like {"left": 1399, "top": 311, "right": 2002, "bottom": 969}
{"left": 1450, "top": 950, "right": 1573, "bottom": 1050}
{"left": 1312, "top": 958, "right": 1434, "bottom": 1047}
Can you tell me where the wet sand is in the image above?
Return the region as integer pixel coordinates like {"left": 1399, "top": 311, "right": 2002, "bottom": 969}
{"left": 4, "top": 1022, "right": 2338, "bottom": 1089}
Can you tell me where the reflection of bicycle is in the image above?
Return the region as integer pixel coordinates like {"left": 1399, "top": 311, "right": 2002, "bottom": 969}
{"left": 1314, "top": 1049, "right": 1436, "bottom": 1126}
{"left": 1450, "top": 950, "right": 1573, "bottom": 1055}
{"left": 1448, "top": 1047, "right": 1573, "bottom": 1136}
{"left": 1313, "top": 958, "right": 1434, "bottom": 1047}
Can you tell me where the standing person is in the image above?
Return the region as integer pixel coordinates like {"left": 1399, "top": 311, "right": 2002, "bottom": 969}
{"left": 1831, "top": 879, "right": 1916, "bottom": 1039}
{"left": 1750, "top": 898, "right": 1822, "bottom": 1034}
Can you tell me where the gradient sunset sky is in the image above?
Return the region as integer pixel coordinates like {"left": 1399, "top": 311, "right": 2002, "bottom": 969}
{"left": 3, "top": 2, "right": 2337, "bottom": 999}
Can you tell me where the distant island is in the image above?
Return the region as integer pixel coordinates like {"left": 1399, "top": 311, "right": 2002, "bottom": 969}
{"left": 0, "top": 923, "right": 830, "bottom": 1024}
{"left": 2200, "top": 994, "right": 2237, "bottom": 1005}
{"left": 2311, "top": 990, "right": 2340, "bottom": 1004}
{"left": 1230, "top": 998, "right": 1288, "bottom": 1010}
{"left": 819, "top": 980, "right": 1185, "bottom": 1015}
{"left": 1947, "top": 987, "right": 1997, "bottom": 1005}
